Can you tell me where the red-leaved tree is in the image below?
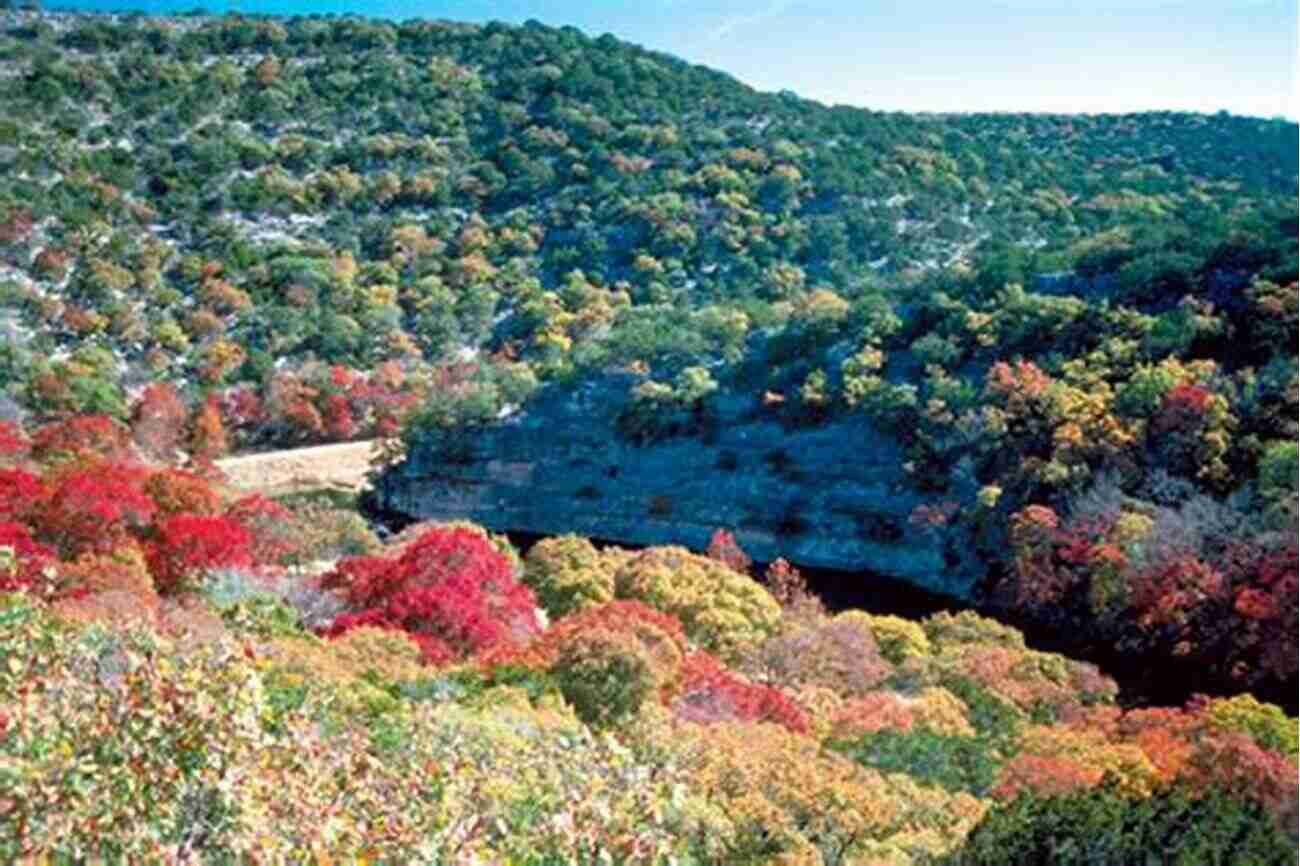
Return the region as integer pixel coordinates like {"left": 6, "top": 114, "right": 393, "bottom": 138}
{"left": 321, "top": 527, "right": 539, "bottom": 664}
{"left": 146, "top": 514, "right": 253, "bottom": 595}
{"left": 671, "top": 650, "right": 809, "bottom": 734}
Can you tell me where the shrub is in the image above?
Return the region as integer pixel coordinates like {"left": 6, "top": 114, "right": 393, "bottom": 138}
{"left": 321, "top": 526, "right": 540, "bottom": 664}
{"left": 740, "top": 610, "right": 892, "bottom": 697}
{"left": 0, "top": 605, "right": 266, "bottom": 861}
{"left": 0, "top": 468, "right": 46, "bottom": 522}
{"left": 0, "top": 521, "right": 59, "bottom": 597}
{"left": 143, "top": 467, "right": 223, "bottom": 517}
{"left": 130, "top": 381, "right": 188, "bottom": 462}
{"left": 281, "top": 499, "right": 378, "bottom": 563}
{"left": 670, "top": 650, "right": 809, "bottom": 734}
{"left": 224, "top": 494, "right": 301, "bottom": 565}
{"left": 521, "top": 534, "right": 617, "bottom": 619}
{"left": 829, "top": 727, "right": 1002, "bottom": 795}
{"left": 611, "top": 545, "right": 781, "bottom": 660}
{"left": 549, "top": 626, "right": 658, "bottom": 728}
{"left": 705, "top": 528, "right": 751, "bottom": 574}
{"left": 1202, "top": 694, "right": 1299, "bottom": 758}
{"left": 667, "top": 720, "right": 905, "bottom": 863}
{"left": 945, "top": 782, "right": 1297, "bottom": 866}
{"left": 852, "top": 611, "right": 932, "bottom": 664}
{"left": 0, "top": 599, "right": 459, "bottom": 861}
{"left": 37, "top": 462, "right": 156, "bottom": 557}
{"left": 29, "top": 414, "right": 134, "bottom": 464}
{"left": 924, "top": 610, "right": 1027, "bottom": 649}
{"left": 52, "top": 543, "right": 160, "bottom": 626}
{"left": 146, "top": 514, "right": 253, "bottom": 595}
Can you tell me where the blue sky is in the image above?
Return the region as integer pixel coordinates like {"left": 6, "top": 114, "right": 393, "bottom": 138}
{"left": 54, "top": 0, "right": 1298, "bottom": 119}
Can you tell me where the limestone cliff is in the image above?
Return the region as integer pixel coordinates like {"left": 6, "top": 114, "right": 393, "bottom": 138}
{"left": 377, "top": 373, "right": 983, "bottom": 600}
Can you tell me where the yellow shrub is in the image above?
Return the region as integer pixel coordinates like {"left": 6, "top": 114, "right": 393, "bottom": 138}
{"left": 849, "top": 612, "right": 931, "bottom": 664}
{"left": 909, "top": 686, "right": 976, "bottom": 737}
{"left": 674, "top": 720, "right": 901, "bottom": 861}
{"left": 1203, "top": 694, "right": 1299, "bottom": 758}
{"left": 612, "top": 546, "right": 781, "bottom": 659}
{"left": 523, "top": 534, "right": 618, "bottom": 618}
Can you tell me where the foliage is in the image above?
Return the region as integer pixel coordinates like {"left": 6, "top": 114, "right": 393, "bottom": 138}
{"left": 145, "top": 513, "right": 252, "bottom": 594}
{"left": 320, "top": 525, "right": 540, "bottom": 664}
{"left": 611, "top": 544, "right": 781, "bottom": 660}
{"left": 0, "top": 7, "right": 1292, "bottom": 695}
{"left": 520, "top": 533, "right": 620, "bottom": 619}
{"left": 548, "top": 626, "right": 659, "bottom": 728}
{"left": 945, "top": 782, "right": 1297, "bottom": 866}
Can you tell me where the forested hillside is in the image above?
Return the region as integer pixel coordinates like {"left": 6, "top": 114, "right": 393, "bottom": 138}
{"left": 0, "top": 11, "right": 1294, "bottom": 416}
{"left": 0, "top": 7, "right": 1296, "bottom": 701}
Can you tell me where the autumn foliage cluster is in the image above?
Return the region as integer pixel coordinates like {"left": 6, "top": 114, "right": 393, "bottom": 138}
{"left": 0, "top": 450, "right": 1295, "bottom": 863}
{"left": 0, "top": 416, "right": 263, "bottom": 607}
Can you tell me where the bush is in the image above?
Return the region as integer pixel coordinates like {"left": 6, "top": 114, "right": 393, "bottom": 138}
{"left": 521, "top": 534, "right": 619, "bottom": 619}
{"left": 740, "top": 610, "right": 893, "bottom": 697}
{"left": 829, "top": 728, "right": 1003, "bottom": 795}
{"left": 611, "top": 545, "right": 780, "bottom": 660}
{"left": 146, "top": 513, "right": 253, "bottom": 595}
{"left": 549, "top": 627, "right": 658, "bottom": 728}
{"left": 670, "top": 650, "right": 809, "bottom": 734}
{"left": 321, "top": 526, "right": 540, "bottom": 664}
{"left": 924, "top": 610, "right": 1027, "bottom": 649}
{"left": 1202, "top": 694, "right": 1299, "bottom": 758}
{"left": 945, "top": 782, "right": 1297, "bottom": 866}
{"left": 850, "top": 611, "right": 932, "bottom": 664}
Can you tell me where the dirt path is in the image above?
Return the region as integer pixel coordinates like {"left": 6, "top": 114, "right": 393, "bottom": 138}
{"left": 216, "top": 440, "right": 379, "bottom": 495}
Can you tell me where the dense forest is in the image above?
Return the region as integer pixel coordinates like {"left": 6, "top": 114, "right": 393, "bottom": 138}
{"left": 0, "top": 8, "right": 1295, "bottom": 863}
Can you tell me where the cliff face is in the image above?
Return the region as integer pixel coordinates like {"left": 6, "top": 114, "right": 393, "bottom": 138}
{"left": 377, "top": 373, "right": 983, "bottom": 600}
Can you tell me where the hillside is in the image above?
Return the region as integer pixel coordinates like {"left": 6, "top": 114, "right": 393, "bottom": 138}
{"left": 0, "top": 11, "right": 1294, "bottom": 412}
{"left": 0, "top": 5, "right": 1295, "bottom": 703}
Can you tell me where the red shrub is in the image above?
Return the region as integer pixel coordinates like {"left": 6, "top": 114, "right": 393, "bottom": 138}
{"left": 0, "top": 468, "right": 46, "bottom": 523}
{"left": 1153, "top": 384, "right": 1214, "bottom": 434}
{"left": 829, "top": 693, "right": 916, "bottom": 738}
{"left": 146, "top": 514, "right": 252, "bottom": 595}
{"left": 0, "top": 421, "right": 27, "bottom": 463}
{"left": 221, "top": 386, "right": 263, "bottom": 430}
{"left": 130, "top": 382, "right": 188, "bottom": 462}
{"left": 1129, "top": 554, "right": 1225, "bottom": 629}
{"left": 38, "top": 463, "right": 156, "bottom": 556}
{"left": 30, "top": 415, "right": 134, "bottom": 464}
{"left": 671, "top": 651, "right": 809, "bottom": 734}
{"left": 323, "top": 394, "right": 356, "bottom": 441}
{"left": 320, "top": 527, "right": 539, "bottom": 664}
{"left": 0, "top": 521, "right": 59, "bottom": 597}
{"left": 991, "top": 753, "right": 1101, "bottom": 800}
{"left": 706, "top": 528, "right": 751, "bottom": 574}
{"left": 1184, "top": 733, "right": 1299, "bottom": 832}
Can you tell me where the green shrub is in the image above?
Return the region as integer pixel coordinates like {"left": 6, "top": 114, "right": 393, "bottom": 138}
{"left": 940, "top": 675, "right": 1026, "bottom": 748}
{"left": 924, "top": 610, "right": 1027, "bottom": 650}
{"left": 829, "top": 728, "right": 1002, "bottom": 796}
{"left": 1203, "top": 694, "right": 1299, "bottom": 759}
{"left": 848, "top": 611, "right": 932, "bottom": 664}
{"left": 548, "top": 627, "right": 657, "bottom": 728}
{"left": 945, "top": 782, "right": 1297, "bottom": 866}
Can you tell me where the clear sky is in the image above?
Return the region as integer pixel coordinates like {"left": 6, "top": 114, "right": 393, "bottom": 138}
{"left": 52, "top": 0, "right": 1299, "bottom": 119}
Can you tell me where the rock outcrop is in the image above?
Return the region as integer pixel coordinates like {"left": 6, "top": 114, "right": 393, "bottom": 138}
{"left": 377, "top": 373, "right": 982, "bottom": 600}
